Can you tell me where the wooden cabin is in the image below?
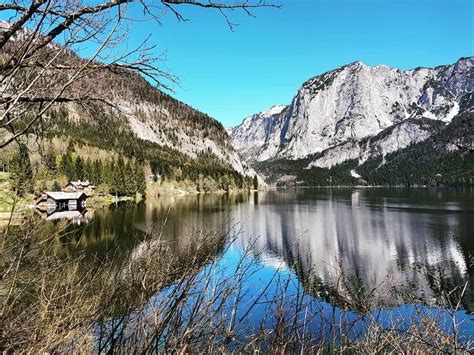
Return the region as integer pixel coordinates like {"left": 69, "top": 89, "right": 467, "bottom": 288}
{"left": 63, "top": 180, "right": 95, "bottom": 194}
{"left": 41, "top": 192, "right": 87, "bottom": 211}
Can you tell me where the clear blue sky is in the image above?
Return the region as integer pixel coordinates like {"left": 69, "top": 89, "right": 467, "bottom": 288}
{"left": 129, "top": 0, "right": 472, "bottom": 127}
{"left": 6, "top": 0, "right": 473, "bottom": 127}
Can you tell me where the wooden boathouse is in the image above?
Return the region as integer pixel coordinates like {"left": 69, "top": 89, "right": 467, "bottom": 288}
{"left": 36, "top": 192, "right": 87, "bottom": 211}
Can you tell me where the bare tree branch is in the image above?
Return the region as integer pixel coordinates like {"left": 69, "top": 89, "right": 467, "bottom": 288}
{"left": 0, "top": 0, "right": 279, "bottom": 148}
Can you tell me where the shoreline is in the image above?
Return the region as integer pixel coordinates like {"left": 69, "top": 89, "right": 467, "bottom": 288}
{"left": 268, "top": 184, "right": 474, "bottom": 189}
{"left": 0, "top": 184, "right": 262, "bottom": 226}
{"left": 1, "top": 184, "right": 471, "bottom": 227}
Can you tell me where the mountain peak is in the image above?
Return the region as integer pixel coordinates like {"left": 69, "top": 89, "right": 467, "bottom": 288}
{"left": 347, "top": 60, "right": 366, "bottom": 67}
{"left": 262, "top": 105, "right": 287, "bottom": 117}
{"left": 453, "top": 57, "right": 474, "bottom": 70}
{"left": 229, "top": 58, "right": 472, "bottom": 163}
{"left": 456, "top": 57, "right": 473, "bottom": 64}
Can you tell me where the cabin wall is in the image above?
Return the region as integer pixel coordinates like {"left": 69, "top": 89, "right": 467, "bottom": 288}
{"left": 68, "top": 200, "right": 78, "bottom": 210}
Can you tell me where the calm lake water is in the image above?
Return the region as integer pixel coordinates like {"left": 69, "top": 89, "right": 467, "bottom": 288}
{"left": 53, "top": 188, "right": 474, "bottom": 338}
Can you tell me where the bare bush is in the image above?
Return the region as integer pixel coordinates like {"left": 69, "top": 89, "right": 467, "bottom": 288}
{"left": 1, "top": 220, "right": 472, "bottom": 353}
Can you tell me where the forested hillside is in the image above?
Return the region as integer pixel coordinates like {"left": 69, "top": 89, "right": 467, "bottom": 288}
{"left": 0, "top": 18, "right": 258, "bottom": 196}
{"left": 0, "top": 105, "right": 256, "bottom": 195}
{"left": 255, "top": 112, "right": 474, "bottom": 187}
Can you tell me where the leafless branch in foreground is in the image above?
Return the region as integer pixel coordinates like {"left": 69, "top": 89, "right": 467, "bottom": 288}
{"left": 0, "top": 0, "right": 279, "bottom": 149}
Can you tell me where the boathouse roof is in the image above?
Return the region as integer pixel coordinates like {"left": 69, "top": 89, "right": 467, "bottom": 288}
{"left": 45, "top": 191, "right": 86, "bottom": 201}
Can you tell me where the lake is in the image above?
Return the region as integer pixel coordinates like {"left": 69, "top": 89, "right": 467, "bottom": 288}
{"left": 52, "top": 188, "right": 474, "bottom": 341}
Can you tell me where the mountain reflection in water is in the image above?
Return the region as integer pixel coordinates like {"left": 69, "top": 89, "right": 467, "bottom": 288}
{"left": 55, "top": 188, "right": 474, "bottom": 310}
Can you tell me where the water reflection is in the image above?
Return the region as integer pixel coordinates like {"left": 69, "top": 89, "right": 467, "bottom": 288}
{"left": 53, "top": 188, "right": 474, "bottom": 309}
{"left": 233, "top": 189, "right": 472, "bottom": 307}
{"left": 36, "top": 208, "right": 94, "bottom": 225}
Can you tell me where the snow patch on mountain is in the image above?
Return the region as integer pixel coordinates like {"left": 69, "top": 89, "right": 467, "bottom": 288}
{"left": 350, "top": 170, "right": 361, "bottom": 179}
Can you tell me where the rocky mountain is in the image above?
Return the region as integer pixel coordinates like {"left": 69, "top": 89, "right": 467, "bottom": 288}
{"left": 227, "top": 104, "right": 288, "bottom": 162}
{"left": 229, "top": 58, "right": 473, "bottom": 185}
{"left": 98, "top": 74, "right": 255, "bottom": 178}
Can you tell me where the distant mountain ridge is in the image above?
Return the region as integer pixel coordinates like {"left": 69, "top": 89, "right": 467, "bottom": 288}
{"left": 229, "top": 58, "right": 473, "bottom": 185}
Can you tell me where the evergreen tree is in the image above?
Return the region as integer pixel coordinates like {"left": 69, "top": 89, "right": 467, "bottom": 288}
{"left": 133, "top": 161, "right": 146, "bottom": 195}
{"left": 10, "top": 143, "right": 33, "bottom": 196}
{"left": 110, "top": 159, "right": 125, "bottom": 195}
{"left": 92, "top": 160, "right": 103, "bottom": 185}
{"left": 102, "top": 160, "right": 113, "bottom": 186}
{"left": 52, "top": 180, "right": 61, "bottom": 191}
{"left": 75, "top": 156, "right": 85, "bottom": 181}
{"left": 253, "top": 175, "right": 259, "bottom": 190}
{"left": 84, "top": 158, "right": 92, "bottom": 182}
{"left": 60, "top": 153, "right": 76, "bottom": 181}
{"left": 123, "top": 161, "right": 134, "bottom": 195}
{"left": 43, "top": 144, "right": 56, "bottom": 172}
